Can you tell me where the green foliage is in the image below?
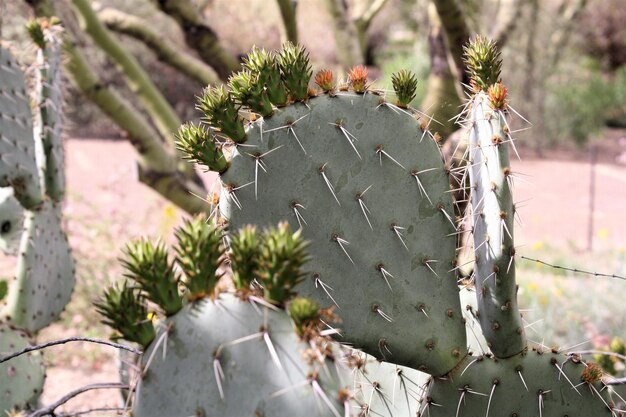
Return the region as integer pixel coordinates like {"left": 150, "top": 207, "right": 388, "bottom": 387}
{"left": 391, "top": 69, "right": 418, "bottom": 107}
{"left": 176, "top": 122, "right": 228, "bottom": 173}
{"left": 228, "top": 224, "right": 261, "bottom": 291}
{"left": 94, "top": 281, "right": 155, "bottom": 348}
{"left": 174, "top": 217, "right": 223, "bottom": 300}
{"left": 243, "top": 46, "right": 288, "bottom": 106}
{"left": 198, "top": 85, "right": 246, "bottom": 143}
{"left": 256, "top": 223, "right": 309, "bottom": 305}
{"left": 276, "top": 42, "right": 312, "bottom": 101}
{"left": 229, "top": 70, "right": 273, "bottom": 117}
{"left": 545, "top": 60, "right": 614, "bottom": 145}
{"left": 122, "top": 239, "right": 182, "bottom": 316}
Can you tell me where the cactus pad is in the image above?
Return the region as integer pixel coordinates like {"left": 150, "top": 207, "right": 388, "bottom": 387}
{"left": 132, "top": 295, "right": 347, "bottom": 417}
{"left": 0, "top": 187, "right": 24, "bottom": 255}
{"left": 423, "top": 350, "right": 614, "bottom": 417}
{"left": 0, "top": 46, "right": 44, "bottom": 209}
{"left": 32, "top": 27, "right": 65, "bottom": 201}
{"left": 0, "top": 325, "right": 45, "bottom": 413}
{"left": 220, "top": 93, "right": 466, "bottom": 376}
{"left": 1, "top": 201, "right": 74, "bottom": 332}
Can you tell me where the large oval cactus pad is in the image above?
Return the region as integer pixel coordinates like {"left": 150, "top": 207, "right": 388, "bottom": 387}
{"left": 221, "top": 93, "right": 466, "bottom": 376}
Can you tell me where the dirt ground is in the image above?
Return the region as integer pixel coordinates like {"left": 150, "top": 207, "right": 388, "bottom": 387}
{"left": 8, "top": 134, "right": 626, "bottom": 415}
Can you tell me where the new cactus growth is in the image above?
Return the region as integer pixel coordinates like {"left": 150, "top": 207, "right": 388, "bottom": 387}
{"left": 89, "top": 40, "right": 623, "bottom": 416}
{"left": 0, "top": 20, "right": 74, "bottom": 413}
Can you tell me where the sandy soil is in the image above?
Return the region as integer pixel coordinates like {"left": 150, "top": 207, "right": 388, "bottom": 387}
{"left": 7, "top": 137, "right": 626, "bottom": 415}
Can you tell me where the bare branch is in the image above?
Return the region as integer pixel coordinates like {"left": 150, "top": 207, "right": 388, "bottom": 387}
{"left": 354, "top": 0, "right": 390, "bottom": 30}
{"left": 0, "top": 337, "right": 142, "bottom": 364}
{"left": 26, "top": 383, "right": 129, "bottom": 417}
{"left": 97, "top": 7, "right": 218, "bottom": 85}
{"left": 493, "top": 0, "right": 525, "bottom": 48}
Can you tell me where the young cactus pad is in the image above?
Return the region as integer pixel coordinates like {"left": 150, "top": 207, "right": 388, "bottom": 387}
{"left": 218, "top": 91, "right": 466, "bottom": 376}
{"left": 0, "top": 46, "right": 44, "bottom": 209}
{"left": 0, "top": 326, "right": 45, "bottom": 412}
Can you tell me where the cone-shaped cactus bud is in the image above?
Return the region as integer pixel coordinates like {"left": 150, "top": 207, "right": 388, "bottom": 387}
{"left": 348, "top": 65, "right": 369, "bottom": 93}
{"left": 581, "top": 362, "right": 603, "bottom": 384}
{"left": 314, "top": 69, "right": 335, "bottom": 93}
{"left": 391, "top": 69, "right": 418, "bottom": 107}
{"left": 176, "top": 122, "right": 228, "bottom": 173}
{"left": 94, "top": 282, "right": 156, "bottom": 348}
{"left": 288, "top": 296, "right": 320, "bottom": 337}
{"left": 197, "top": 85, "right": 246, "bottom": 143}
{"left": 463, "top": 35, "right": 502, "bottom": 92}
{"left": 229, "top": 70, "right": 274, "bottom": 117}
{"left": 26, "top": 19, "right": 46, "bottom": 49}
{"left": 122, "top": 239, "right": 182, "bottom": 316}
{"left": 277, "top": 42, "right": 312, "bottom": 101}
{"left": 487, "top": 82, "right": 508, "bottom": 110}
{"left": 229, "top": 225, "right": 261, "bottom": 293}
{"left": 257, "top": 222, "right": 309, "bottom": 305}
{"left": 174, "top": 217, "right": 224, "bottom": 301}
{"left": 593, "top": 351, "right": 616, "bottom": 375}
{"left": 244, "top": 47, "right": 289, "bottom": 107}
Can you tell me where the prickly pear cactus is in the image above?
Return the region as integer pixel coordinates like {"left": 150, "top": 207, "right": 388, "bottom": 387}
{"left": 0, "top": 20, "right": 73, "bottom": 414}
{"left": 92, "top": 40, "right": 623, "bottom": 417}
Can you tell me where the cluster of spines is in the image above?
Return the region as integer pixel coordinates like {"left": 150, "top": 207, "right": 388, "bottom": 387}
{"left": 96, "top": 219, "right": 311, "bottom": 348}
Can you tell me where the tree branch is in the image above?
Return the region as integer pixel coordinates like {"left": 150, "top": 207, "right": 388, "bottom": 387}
{"left": 151, "top": 0, "right": 239, "bottom": 80}
{"left": 354, "top": 0, "right": 390, "bottom": 30}
{"left": 0, "top": 337, "right": 141, "bottom": 364}
{"left": 430, "top": 0, "right": 471, "bottom": 82}
{"left": 70, "top": 0, "right": 181, "bottom": 146}
{"left": 276, "top": 0, "right": 298, "bottom": 43}
{"left": 97, "top": 7, "right": 218, "bottom": 86}
{"left": 26, "top": 383, "right": 129, "bottom": 417}
{"left": 548, "top": 0, "right": 588, "bottom": 67}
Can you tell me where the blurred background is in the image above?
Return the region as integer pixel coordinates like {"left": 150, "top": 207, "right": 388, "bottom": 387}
{"left": 1, "top": 0, "right": 625, "bottom": 413}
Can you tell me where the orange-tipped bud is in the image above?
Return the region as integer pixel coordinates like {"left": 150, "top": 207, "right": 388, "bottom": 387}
{"left": 348, "top": 65, "right": 368, "bottom": 93}
{"left": 581, "top": 362, "right": 603, "bottom": 384}
{"left": 315, "top": 69, "right": 335, "bottom": 93}
{"left": 487, "top": 82, "right": 508, "bottom": 110}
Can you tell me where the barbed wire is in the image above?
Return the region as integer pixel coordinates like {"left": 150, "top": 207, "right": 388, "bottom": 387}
{"left": 520, "top": 256, "right": 626, "bottom": 281}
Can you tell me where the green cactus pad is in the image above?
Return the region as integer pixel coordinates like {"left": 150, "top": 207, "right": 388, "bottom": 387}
{"left": 0, "top": 201, "right": 74, "bottom": 332}
{"left": 347, "top": 350, "right": 429, "bottom": 417}
{"left": 0, "top": 46, "right": 44, "bottom": 209}
{"left": 132, "top": 295, "right": 347, "bottom": 417}
{"left": 0, "top": 325, "right": 45, "bottom": 413}
{"left": 220, "top": 93, "right": 466, "bottom": 376}
{"left": 0, "top": 187, "right": 25, "bottom": 255}
{"left": 423, "top": 350, "right": 615, "bottom": 417}
{"left": 467, "top": 92, "right": 525, "bottom": 357}
{"left": 32, "top": 28, "right": 65, "bottom": 201}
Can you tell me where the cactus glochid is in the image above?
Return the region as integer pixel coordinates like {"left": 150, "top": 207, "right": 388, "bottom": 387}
{"left": 90, "top": 39, "right": 623, "bottom": 417}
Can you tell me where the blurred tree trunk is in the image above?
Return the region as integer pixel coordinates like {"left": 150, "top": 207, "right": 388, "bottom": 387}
{"left": 430, "top": 0, "right": 471, "bottom": 84}
{"left": 324, "top": 0, "right": 390, "bottom": 68}
{"left": 420, "top": 2, "right": 462, "bottom": 138}
{"left": 151, "top": 0, "right": 239, "bottom": 80}
{"left": 276, "top": 0, "right": 298, "bottom": 44}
